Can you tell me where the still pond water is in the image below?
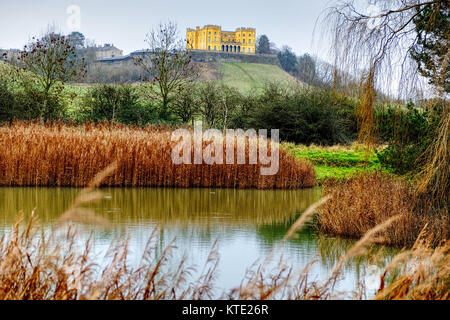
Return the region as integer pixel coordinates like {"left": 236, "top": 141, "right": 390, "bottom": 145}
{"left": 0, "top": 187, "right": 398, "bottom": 298}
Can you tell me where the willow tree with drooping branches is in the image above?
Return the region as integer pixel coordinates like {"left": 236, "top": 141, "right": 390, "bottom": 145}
{"left": 322, "top": 0, "right": 449, "bottom": 203}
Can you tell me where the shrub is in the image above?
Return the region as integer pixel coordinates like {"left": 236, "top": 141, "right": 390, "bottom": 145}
{"left": 196, "top": 82, "right": 222, "bottom": 128}
{"left": 0, "top": 81, "right": 16, "bottom": 123}
{"left": 195, "top": 82, "right": 244, "bottom": 129}
{"left": 375, "top": 102, "right": 443, "bottom": 175}
{"left": 81, "top": 84, "right": 157, "bottom": 125}
{"left": 1, "top": 60, "right": 69, "bottom": 122}
{"left": 170, "top": 83, "right": 198, "bottom": 124}
{"left": 232, "top": 84, "right": 358, "bottom": 145}
{"left": 1, "top": 79, "right": 67, "bottom": 122}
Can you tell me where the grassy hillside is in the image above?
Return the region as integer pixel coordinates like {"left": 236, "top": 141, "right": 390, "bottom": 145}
{"left": 216, "top": 62, "right": 300, "bottom": 93}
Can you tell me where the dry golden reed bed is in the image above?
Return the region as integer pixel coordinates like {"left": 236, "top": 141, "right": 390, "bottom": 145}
{"left": 0, "top": 122, "right": 314, "bottom": 189}
{"left": 318, "top": 172, "right": 449, "bottom": 247}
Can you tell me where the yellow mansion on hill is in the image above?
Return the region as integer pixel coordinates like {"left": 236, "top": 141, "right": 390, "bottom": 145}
{"left": 186, "top": 25, "right": 256, "bottom": 54}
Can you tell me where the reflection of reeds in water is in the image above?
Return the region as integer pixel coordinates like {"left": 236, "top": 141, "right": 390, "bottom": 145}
{"left": 0, "top": 122, "right": 315, "bottom": 189}
{"left": 225, "top": 202, "right": 449, "bottom": 300}
{"left": 0, "top": 187, "right": 322, "bottom": 227}
{"left": 0, "top": 166, "right": 447, "bottom": 300}
{"left": 1, "top": 213, "right": 446, "bottom": 300}
{"left": 0, "top": 187, "right": 447, "bottom": 300}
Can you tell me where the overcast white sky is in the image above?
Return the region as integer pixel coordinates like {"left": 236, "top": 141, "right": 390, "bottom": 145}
{"left": 0, "top": 0, "right": 333, "bottom": 59}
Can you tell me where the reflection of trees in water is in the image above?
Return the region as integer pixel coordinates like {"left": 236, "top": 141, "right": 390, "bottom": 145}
{"left": 255, "top": 218, "right": 400, "bottom": 282}
{"left": 256, "top": 215, "right": 316, "bottom": 246}
{"left": 0, "top": 187, "right": 397, "bottom": 267}
{"left": 0, "top": 187, "right": 403, "bottom": 295}
{"left": 315, "top": 234, "right": 400, "bottom": 276}
{"left": 0, "top": 187, "right": 324, "bottom": 254}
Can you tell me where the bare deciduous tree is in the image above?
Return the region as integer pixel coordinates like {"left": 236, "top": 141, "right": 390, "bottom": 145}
{"left": 134, "top": 22, "right": 199, "bottom": 118}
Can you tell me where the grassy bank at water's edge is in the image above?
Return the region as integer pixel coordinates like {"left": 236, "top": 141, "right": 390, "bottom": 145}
{"left": 282, "top": 142, "right": 384, "bottom": 184}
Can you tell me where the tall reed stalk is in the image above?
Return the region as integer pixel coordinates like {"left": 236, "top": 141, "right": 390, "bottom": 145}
{"left": 317, "top": 172, "right": 449, "bottom": 247}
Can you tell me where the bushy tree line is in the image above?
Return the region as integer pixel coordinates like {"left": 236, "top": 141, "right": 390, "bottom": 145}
{"left": 232, "top": 83, "right": 358, "bottom": 145}
{"left": 94, "top": 82, "right": 358, "bottom": 145}
{"left": 0, "top": 77, "right": 67, "bottom": 122}
{"left": 78, "top": 85, "right": 158, "bottom": 125}
{"left": 0, "top": 75, "right": 360, "bottom": 145}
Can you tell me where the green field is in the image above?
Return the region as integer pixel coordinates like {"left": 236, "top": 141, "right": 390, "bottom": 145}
{"left": 217, "top": 62, "right": 299, "bottom": 92}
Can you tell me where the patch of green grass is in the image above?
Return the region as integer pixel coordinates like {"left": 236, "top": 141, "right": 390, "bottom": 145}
{"left": 294, "top": 149, "right": 379, "bottom": 168}
{"left": 314, "top": 165, "right": 378, "bottom": 182}
{"left": 282, "top": 142, "right": 385, "bottom": 184}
